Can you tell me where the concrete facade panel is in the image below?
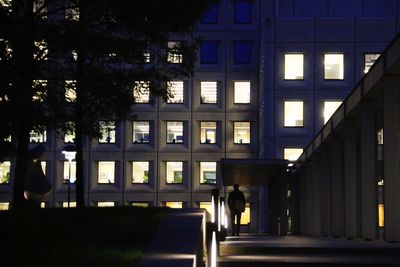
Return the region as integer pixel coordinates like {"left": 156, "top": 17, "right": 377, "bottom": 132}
{"left": 328, "top": 0, "right": 362, "bottom": 17}
{"left": 315, "top": 19, "right": 355, "bottom": 42}
{"left": 294, "top": 0, "right": 328, "bottom": 17}
{"left": 356, "top": 18, "right": 397, "bottom": 42}
{"left": 275, "top": 18, "right": 314, "bottom": 42}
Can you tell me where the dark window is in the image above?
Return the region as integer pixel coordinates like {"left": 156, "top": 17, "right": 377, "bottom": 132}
{"left": 201, "top": 4, "right": 218, "bottom": 24}
{"left": 234, "top": 41, "right": 252, "bottom": 64}
{"left": 234, "top": 0, "right": 251, "bottom": 24}
{"left": 201, "top": 41, "right": 218, "bottom": 64}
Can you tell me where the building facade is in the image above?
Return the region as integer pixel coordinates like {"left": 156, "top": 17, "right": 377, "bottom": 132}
{"left": 1, "top": 0, "right": 400, "bottom": 235}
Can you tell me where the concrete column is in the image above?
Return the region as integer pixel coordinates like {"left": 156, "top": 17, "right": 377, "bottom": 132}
{"left": 312, "top": 154, "right": 321, "bottom": 236}
{"left": 305, "top": 162, "right": 313, "bottom": 235}
{"left": 383, "top": 76, "right": 400, "bottom": 242}
{"left": 344, "top": 118, "right": 358, "bottom": 238}
{"left": 331, "top": 133, "right": 344, "bottom": 237}
{"left": 320, "top": 144, "right": 332, "bottom": 237}
{"left": 360, "top": 100, "right": 377, "bottom": 240}
{"left": 299, "top": 167, "right": 307, "bottom": 234}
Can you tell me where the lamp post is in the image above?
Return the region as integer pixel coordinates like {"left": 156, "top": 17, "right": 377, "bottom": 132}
{"left": 62, "top": 145, "right": 76, "bottom": 208}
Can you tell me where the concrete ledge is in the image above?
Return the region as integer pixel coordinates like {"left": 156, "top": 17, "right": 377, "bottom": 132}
{"left": 138, "top": 209, "right": 206, "bottom": 267}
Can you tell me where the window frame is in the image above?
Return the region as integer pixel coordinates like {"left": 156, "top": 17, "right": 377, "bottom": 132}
{"left": 323, "top": 53, "right": 344, "bottom": 80}
{"left": 166, "top": 161, "right": 184, "bottom": 185}
{"left": 233, "top": 121, "right": 251, "bottom": 144}
{"left": 200, "top": 41, "right": 218, "bottom": 64}
{"left": 200, "top": 121, "right": 217, "bottom": 144}
{"left": 132, "top": 161, "right": 150, "bottom": 184}
{"left": 166, "top": 121, "right": 184, "bottom": 144}
{"left": 199, "top": 161, "right": 217, "bottom": 185}
{"left": 284, "top": 101, "right": 304, "bottom": 128}
{"left": 233, "top": 81, "right": 251, "bottom": 104}
{"left": 132, "top": 120, "right": 150, "bottom": 144}
{"left": 200, "top": 81, "right": 218, "bottom": 104}
{"left": 233, "top": 41, "right": 252, "bottom": 64}
{"left": 98, "top": 121, "right": 116, "bottom": 144}
{"left": 97, "top": 161, "right": 116, "bottom": 184}
{"left": 284, "top": 53, "right": 304, "bottom": 80}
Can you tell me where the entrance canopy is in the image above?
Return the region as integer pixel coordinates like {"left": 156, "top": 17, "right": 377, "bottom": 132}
{"left": 220, "top": 159, "right": 289, "bottom": 186}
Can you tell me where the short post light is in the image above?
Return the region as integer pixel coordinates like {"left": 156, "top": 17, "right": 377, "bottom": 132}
{"left": 62, "top": 145, "right": 76, "bottom": 208}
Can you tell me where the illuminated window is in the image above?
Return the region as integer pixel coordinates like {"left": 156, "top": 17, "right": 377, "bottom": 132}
{"left": 234, "top": 41, "right": 252, "bottom": 64}
{"left": 378, "top": 204, "right": 384, "bottom": 227}
{"left": 97, "top": 202, "right": 115, "bottom": 207}
{"left": 33, "top": 0, "right": 46, "bottom": 18}
{"left": 234, "top": 0, "right": 251, "bottom": 24}
{"left": 133, "top": 121, "right": 150, "bottom": 144}
{"left": 284, "top": 101, "right": 303, "bottom": 127}
{"left": 323, "top": 101, "right": 342, "bottom": 124}
{"left": 62, "top": 202, "right": 76, "bottom": 208}
{"left": 32, "top": 80, "right": 47, "bottom": 102}
{"left": 200, "top": 162, "right": 217, "bottom": 184}
{"left": 132, "top": 161, "right": 149, "bottom": 184}
{"left": 63, "top": 161, "right": 76, "bottom": 184}
{"left": 98, "top": 161, "right": 115, "bottom": 184}
{"left": 133, "top": 81, "right": 150, "bottom": 103}
{"left": 324, "top": 54, "right": 344, "bottom": 80}
{"left": 200, "top": 81, "right": 217, "bottom": 104}
{"left": 0, "top": 202, "right": 10, "bottom": 210}
{"left": 166, "top": 161, "right": 183, "bottom": 184}
{"left": 64, "top": 122, "right": 75, "bottom": 143}
{"left": 0, "top": 0, "right": 12, "bottom": 9}
{"left": 201, "top": 4, "right": 218, "bottom": 24}
{"left": 99, "top": 121, "right": 116, "bottom": 144}
{"left": 200, "top": 202, "right": 212, "bottom": 221}
{"left": 167, "top": 81, "right": 184, "bottom": 103}
{"left": 165, "top": 202, "right": 182, "bottom": 208}
{"left": 0, "top": 161, "right": 11, "bottom": 184}
{"left": 200, "top": 122, "right": 216, "bottom": 144}
{"left": 131, "top": 202, "right": 149, "bottom": 208}
{"left": 0, "top": 39, "right": 12, "bottom": 60}
{"left": 364, "top": 54, "right": 380, "bottom": 73}
{"left": 284, "top": 148, "right": 303, "bottom": 161}
{"left": 234, "top": 81, "right": 250, "bottom": 104}
{"left": 201, "top": 41, "right": 218, "bottom": 64}
{"left": 30, "top": 128, "right": 47, "bottom": 143}
{"left": 34, "top": 40, "right": 48, "bottom": 60}
{"left": 40, "top": 202, "right": 46, "bottom": 208}
{"left": 240, "top": 203, "right": 251, "bottom": 224}
{"left": 234, "top": 122, "right": 250, "bottom": 144}
{"left": 65, "top": 80, "right": 76, "bottom": 102}
{"left": 167, "top": 41, "right": 182, "bottom": 64}
{"left": 65, "top": 0, "right": 79, "bottom": 21}
{"left": 167, "top": 121, "right": 184, "bottom": 144}
{"left": 285, "top": 54, "right": 304, "bottom": 80}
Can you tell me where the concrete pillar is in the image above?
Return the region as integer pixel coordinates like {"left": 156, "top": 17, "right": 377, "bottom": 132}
{"left": 299, "top": 167, "right": 307, "bottom": 234}
{"left": 312, "top": 153, "right": 321, "bottom": 236}
{"left": 331, "top": 133, "right": 344, "bottom": 237}
{"left": 305, "top": 162, "right": 313, "bottom": 235}
{"left": 383, "top": 76, "right": 400, "bottom": 242}
{"left": 344, "top": 118, "right": 358, "bottom": 238}
{"left": 360, "top": 100, "right": 377, "bottom": 240}
{"left": 320, "top": 144, "right": 332, "bottom": 237}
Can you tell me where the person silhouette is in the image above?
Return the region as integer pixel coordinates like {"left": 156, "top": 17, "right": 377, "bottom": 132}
{"left": 228, "top": 184, "right": 245, "bottom": 236}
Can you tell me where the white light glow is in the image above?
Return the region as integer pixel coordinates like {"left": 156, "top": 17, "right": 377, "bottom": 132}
{"left": 211, "top": 231, "right": 217, "bottom": 267}
{"left": 62, "top": 151, "right": 76, "bottom": 162}
{"left": 211, "top": 196, "right": 215, "bottom": 223}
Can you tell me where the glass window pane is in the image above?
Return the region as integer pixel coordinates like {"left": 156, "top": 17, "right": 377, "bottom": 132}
{"left": 133, "top": 121, "right": 150, "bottom": 144}
{"left": 364, "top": 53, "right": 380, "bottom": 73}
{"left": 200, "top": 122, "right": 217, "bottom": 144}
{"left": 34, "top": 40, "right": 48, "bottom": 60}
{"left": 234, "top": 41, "right": 252, "bottom": 64}
{"left": 166, "top": 161, "right": 183, "bottom": 184}
{"left": 165, "top": 201, "right": 183, "bottom": 208}
{"left": 97, "top": 202, "right": 115, "bottom": 207}
{"left": 98, "top": 161, "right": 115, "bottom": 184}
{"left": 65, "top": 0, "right": 79, "bottom": 21}
{"left": 0, "top": 161, "right": 11, "bottom": 184}
{"left": 167, "top": 41, "right": 182, "bottom": 64}
{"left": 284, "top": 101, "right": 304, "bottom": 127}
{"left": 132, "top": 161, "right": 149, "bottom": 184}
{"left": 234, "top": 122, "right": 250, "bottom": 144}
{"left": 200, "top": 81, "right": 217, "bottom": 104}
{"left": 63, "top": 161, "right": 76, "bottom": 184}
{"left": 324, "top": 54, "right": 344, "bottom": 80}
{"left": 167, "top": 81, "right": 184, "bottom": 103}
{"left": 240, "top": 203, "right": 251, "bottom": 224}
{"left": 64, "top": 122, "right": 75, "bottom": 143}
{"left": 201, "top": 4, "right": 218, "bottom": 24}
{"left": 234, "top": 0, "right": 251, "bottom": 24}
{"left": 62, "top": 202, "right": 76, "bottom": 208}
{"left": 29, "top": 128, "right": 47, "bottom": 143}
{"left": 0, "top": 202, "right": 10, "bottom": 210}
{"left": 200, "top": 162, "right": 217, "bottom": 184}
{"left": 131, "top": 202, "right": 149, "bottom": 207}
{"left": 201, "top": 41, "right": 218, "bottom": 64}
{"left": 323, "top": 101, "right": 342, "bottom": 124}
{"left": 284, "top": 148, "right": 303, "bottom": 161}
{"left": 133, "top": 81, "right": 150, "bottom": 103}
{"left": 65, "top": 80, "right": 76, "bottom": 102}
{"left": 285, "top": 54, "right": 304, "bottom": 80}
{"left": 167, "top": 121, "right": 184, "bottom": 144}
{"left": 99, "top": 121, "right": 116, "bottom": 143}
{"left": 234, "top": 81, "right": 250, "bottom": 104}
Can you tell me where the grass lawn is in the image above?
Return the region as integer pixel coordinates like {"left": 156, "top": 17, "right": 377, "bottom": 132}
{"left": 0, "top": 207, "right": 165, "bottom": 267}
